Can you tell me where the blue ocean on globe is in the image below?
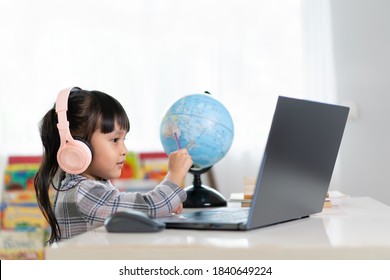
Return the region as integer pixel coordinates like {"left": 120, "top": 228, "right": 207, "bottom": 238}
{"left": 160, "top": 93, "right": 234, "bottom": 169}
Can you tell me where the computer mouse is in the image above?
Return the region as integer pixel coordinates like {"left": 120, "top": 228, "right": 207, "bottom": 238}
{"left": 104, "top": 210, "right": 165, "bottom": 233}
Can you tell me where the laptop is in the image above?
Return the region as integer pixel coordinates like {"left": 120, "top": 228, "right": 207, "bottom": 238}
{"left": 157, "top": 96, "right": 349, "bottom": 230}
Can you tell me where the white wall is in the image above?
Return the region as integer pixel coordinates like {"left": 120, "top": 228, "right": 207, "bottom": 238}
{"left": 330, "top": 0, "right": 390, "bottom": 205}
{"left": 0, "top": 1, "right": 304, "bottom": 201}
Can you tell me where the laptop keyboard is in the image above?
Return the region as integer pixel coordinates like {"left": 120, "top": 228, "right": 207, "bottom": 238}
{"left": 180, "top": 208, "right": 249, "bottom": 222}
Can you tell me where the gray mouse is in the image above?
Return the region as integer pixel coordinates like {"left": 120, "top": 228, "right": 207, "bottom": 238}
{"left": 104, "top": 210, "right": 165, "bottom": 233}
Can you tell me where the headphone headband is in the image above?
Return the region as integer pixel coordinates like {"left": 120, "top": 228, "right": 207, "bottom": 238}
{"left": 56, "top": 88, "right": 72, "bottom": 137}
{"left": 56, "top": 88, "right": 71, "bottom": 113}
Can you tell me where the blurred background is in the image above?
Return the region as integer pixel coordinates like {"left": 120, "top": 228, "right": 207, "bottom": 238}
{"left": 0, "top": 0, "right": 389, "bottom": 205}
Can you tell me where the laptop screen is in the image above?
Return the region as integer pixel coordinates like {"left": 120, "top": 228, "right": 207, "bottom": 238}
{"left": 247, "top": 96, "right": 349, "bottom": 229}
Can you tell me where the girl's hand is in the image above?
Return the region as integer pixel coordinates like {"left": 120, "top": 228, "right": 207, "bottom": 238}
{"left": 173, "top": 203, "right": 183, "bottom": 214}
{"left": 165, "top": 148, "right": 193, "bottom": 186}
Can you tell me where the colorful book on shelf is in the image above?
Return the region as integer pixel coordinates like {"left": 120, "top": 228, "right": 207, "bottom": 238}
{"left": 1, "top": 156, "right": 46, "bottom": 260}
{"left": 0, "top": 228, "right": 45, "bottom": 260}
{"left": 118, "top": 151, "right": 168, "bottom": 181}
{"left": 4, "top": 156, "right": 41, "bottom": 191}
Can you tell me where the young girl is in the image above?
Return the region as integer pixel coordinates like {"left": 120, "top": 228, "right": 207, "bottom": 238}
{"left": 34, "top": 87, "right": 192, "bottom": 243}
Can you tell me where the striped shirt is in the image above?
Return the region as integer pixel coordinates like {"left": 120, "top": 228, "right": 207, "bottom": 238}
{"left": 54, "top": 173, "right": 187, "bottom": 240}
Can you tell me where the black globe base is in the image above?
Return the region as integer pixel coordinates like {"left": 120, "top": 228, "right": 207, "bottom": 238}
{"left": 183, "top": 166, "right": 227, "bottom": 208}
{"left": 183, "top": 184, "right": 227, "bottom": 208}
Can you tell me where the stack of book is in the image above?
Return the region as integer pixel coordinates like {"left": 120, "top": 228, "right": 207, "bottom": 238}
{"left": 228, "top": 193, "right": 253, "bottom": 208}
{"left": 228, "top": 177, "right": 342, "bottom": 209}
{"left": 229, "top": 192, "right": 332, "bottom": 208}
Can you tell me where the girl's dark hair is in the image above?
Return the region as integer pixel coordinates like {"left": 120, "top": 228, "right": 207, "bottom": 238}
{"left": 34, "top": 89, "right": 130, "bottom": 243}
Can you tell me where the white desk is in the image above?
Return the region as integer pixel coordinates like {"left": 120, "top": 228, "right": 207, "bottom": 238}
{"left": 45, "top": 197, "right": 390, "bottom": 259}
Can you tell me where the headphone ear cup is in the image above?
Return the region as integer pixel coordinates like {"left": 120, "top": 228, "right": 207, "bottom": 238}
{"left": 57, "top": 137, "right": 93, "bottom": 174}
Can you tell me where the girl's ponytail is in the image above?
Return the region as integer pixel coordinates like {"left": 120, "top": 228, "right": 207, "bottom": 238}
{"left": 34, "top": 107, "right": 62, "bottom": 243}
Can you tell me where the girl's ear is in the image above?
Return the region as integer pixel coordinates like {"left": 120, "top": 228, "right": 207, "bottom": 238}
{"left": 57, "top": 136, "right": 93, "bottom": 174}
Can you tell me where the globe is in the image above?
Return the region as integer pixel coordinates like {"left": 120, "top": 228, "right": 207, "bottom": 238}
{"left": 160, "top": 93, "right": 234, "bottom": 169}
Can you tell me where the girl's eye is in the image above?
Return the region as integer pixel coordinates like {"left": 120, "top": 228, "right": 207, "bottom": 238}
{"left": 112, "top": 138, "right": 120, "bottom": 143}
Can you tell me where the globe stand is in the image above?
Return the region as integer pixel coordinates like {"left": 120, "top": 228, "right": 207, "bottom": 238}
{"left": 183, "top": 166, "right": 227, "bottom": 208}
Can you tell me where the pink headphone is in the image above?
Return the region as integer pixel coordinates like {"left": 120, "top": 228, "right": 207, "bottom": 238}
{"left": 56, "top": 87, "right": 92, "bottom": 174}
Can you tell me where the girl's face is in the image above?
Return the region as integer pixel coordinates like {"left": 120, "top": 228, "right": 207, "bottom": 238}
{"left": 82, "top": 122, "right": 128, "bottom": 180}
